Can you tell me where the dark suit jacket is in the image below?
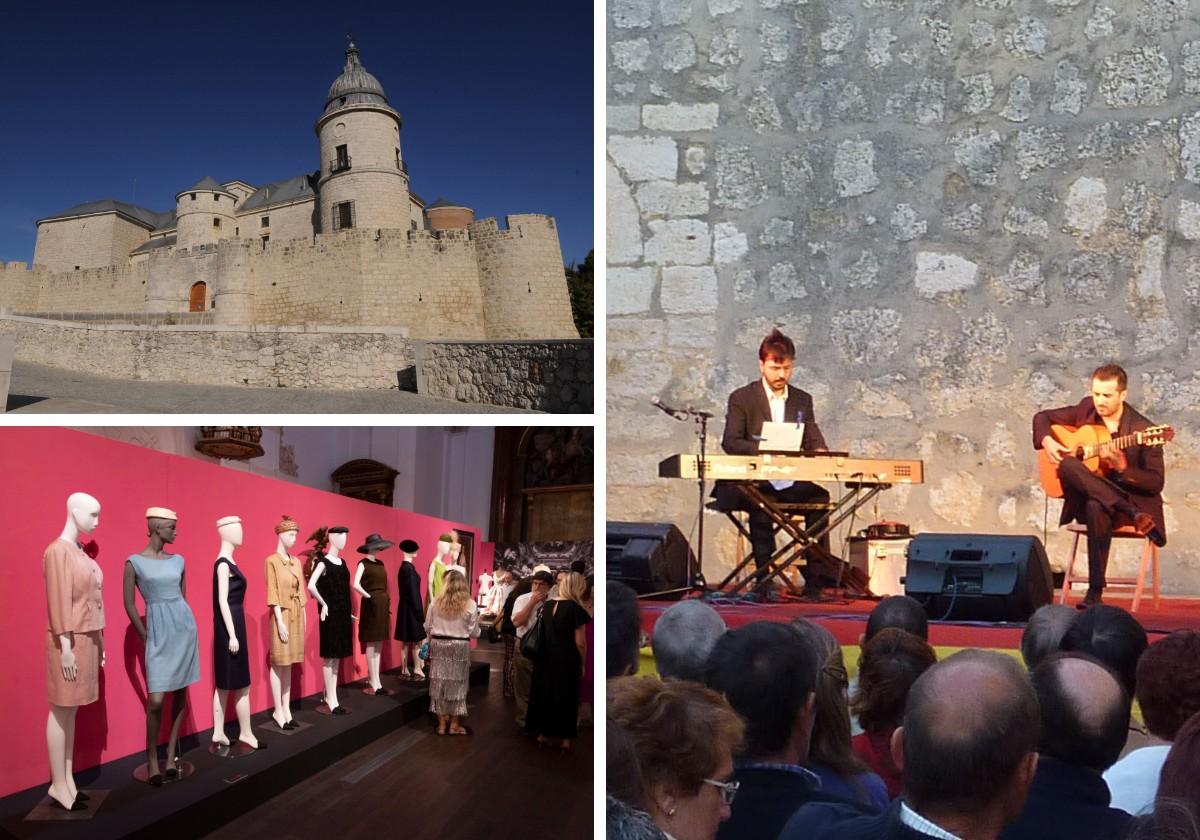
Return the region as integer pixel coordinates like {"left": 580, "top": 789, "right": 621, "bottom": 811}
{"left": 1031, "top": 397, "right": 1166, "bottom": 538}
{"left": 717, "top": 767, "right": 869, "bottom": 840}
{"left": 998, "top": 757, "right": 1132, "bottom": 840}
{"left": 781, "top": 799, "right": 946, "bottom": 840}
{"left": 712, "top": 381, "right": 828, "bottom": 511}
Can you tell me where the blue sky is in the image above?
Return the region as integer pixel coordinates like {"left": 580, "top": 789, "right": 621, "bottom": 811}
{"left": 0, "top": 1, "right": 593, "bottom": 266}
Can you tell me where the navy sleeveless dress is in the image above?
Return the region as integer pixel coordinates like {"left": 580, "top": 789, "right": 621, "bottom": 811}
{"left": 212, "top": 557, "right": 250, "bottom": 690}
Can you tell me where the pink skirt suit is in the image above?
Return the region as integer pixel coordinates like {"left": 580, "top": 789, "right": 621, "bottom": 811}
{"left": 43, "top": 539, "right": 105, "bottom": 707}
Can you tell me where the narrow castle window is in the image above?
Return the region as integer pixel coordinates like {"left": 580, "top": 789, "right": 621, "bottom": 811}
{"left": 262, "top": 235, "right": 269, "bottom": 249}
{"left": 261, "top": 216, "right": 269, "bottom": 228}
{"left": 396, "top": 149, "right": 401, "bottom": 168}
{"left": 213, "top": 218, "right": 221, "bottom": 228}
{"left": 333, "top": 201, "right": 355, "bottom": 231}
{"left": 214, "top": 194, "right": 219, "bottom": 202}
{"left": 190, "top": 193, "right": 196, "bottom": 200}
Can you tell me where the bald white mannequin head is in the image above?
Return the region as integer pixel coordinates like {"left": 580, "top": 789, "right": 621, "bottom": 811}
{"left": 62, "top": 492, "right": 100, "bottom": 541}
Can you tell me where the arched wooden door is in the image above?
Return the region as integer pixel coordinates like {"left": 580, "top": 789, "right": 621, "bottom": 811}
{"left": 188, "top": 282, "right": 206, "bottom": 312}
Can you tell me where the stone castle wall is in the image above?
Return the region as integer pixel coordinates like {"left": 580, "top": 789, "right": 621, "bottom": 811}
{"left": 473, "top": 215, "right": 580, "bottom": 339}
{"left": 0, "top": 315, "right": 411, "bottom": 390}
{"left": 607, "top": 0, "right": 1200, "bottom": 594}
{"left": 415, "top": 338, "right": 594, "bottom": 411}
{"left": 252, "top": 198, "right": 316, "bottom": 247}
{"left": 33, "top": 215, "right": 150, "bottom": 274}
{"left": 0, "top": 260, "right": 147, "bottom": 314}
{"left": 3, "top": 217, "right": 575, "bottom": 339}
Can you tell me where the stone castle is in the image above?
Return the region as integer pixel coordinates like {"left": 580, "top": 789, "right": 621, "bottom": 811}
{"left": 0, "top": 41, "right": 579, "bottom": 340}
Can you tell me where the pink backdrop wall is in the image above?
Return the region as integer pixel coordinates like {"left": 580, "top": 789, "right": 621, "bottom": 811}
{"left": 0, "top": 428, "right": 495, "bottom": 799}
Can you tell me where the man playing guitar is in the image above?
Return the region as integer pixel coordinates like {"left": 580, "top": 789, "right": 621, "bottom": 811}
{"left": 1033, "top": 364, "right": 1166, "bottom": 608}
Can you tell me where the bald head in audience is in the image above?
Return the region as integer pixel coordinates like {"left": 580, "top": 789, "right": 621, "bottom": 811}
{"left": 1031, "top": 653, "right": 1129, "bottom": 773}
{"left": 898, "top": 650, "right": 1040, "bottom": 839}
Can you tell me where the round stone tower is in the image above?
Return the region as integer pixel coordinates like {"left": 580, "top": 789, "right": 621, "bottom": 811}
{"left": 175, "top": 176, "right": 238, "bottom": 249}
{"left": 315, "top": 40, "right": 410, "bottom": 233}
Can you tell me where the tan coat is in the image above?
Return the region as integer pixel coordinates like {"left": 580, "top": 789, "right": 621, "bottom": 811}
{"left": 265, "top": 552, "right": 308, "bottom": 666}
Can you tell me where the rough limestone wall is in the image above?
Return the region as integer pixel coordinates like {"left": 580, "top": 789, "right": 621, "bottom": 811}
{"left": 249, "top": 231, "right": 367, "bottom": 325}
{"left": 0, "top": 260, "right": 146, "bottom": 314}
{"left": 33, "top": 215, "right": 149, "bottom": 274}
{"left": 238, "top": 199, "right": 315, "bottom": 247}
{"left": 363, "top": 229, "right": 489, "bottom": 338}
{"left": 472, "top": 216, "right": 580, "bottom": 339}
{"left": 607, "top": 0, "right": 1200, "bottom": 594}
{"left": 0, "top": 316, "right": 411, "bottom": 390}
{"left": 416, "top": 339, "right": 594, "bottom": 411}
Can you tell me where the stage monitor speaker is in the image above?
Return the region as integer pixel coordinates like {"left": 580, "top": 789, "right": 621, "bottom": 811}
{"left": 607, "top": 521, "right": 693, "bottom": 598}
{"left": 904, "top": 533, "right": 1053, "bottom": 622}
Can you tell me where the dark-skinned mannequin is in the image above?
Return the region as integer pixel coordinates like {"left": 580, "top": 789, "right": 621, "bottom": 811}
{"left": 123, "top": 514, "right": 192, "bottom": 786}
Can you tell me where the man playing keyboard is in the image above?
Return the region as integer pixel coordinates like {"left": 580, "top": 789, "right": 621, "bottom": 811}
{"left": 711, "top": 328, "right": 834, "bottom": 598}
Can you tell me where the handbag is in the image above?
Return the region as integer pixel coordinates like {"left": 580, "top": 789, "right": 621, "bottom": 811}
{"left": 519, "top": 602, "right": 550, "bottom": 660}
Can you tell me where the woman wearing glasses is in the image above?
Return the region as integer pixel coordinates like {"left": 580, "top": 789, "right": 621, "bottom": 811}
{"left": 607, "top": 676, "right": 744, "bottom": 840}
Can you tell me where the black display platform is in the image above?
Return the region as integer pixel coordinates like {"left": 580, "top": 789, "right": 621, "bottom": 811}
{"left": 0, "top": 663, "right": 488, "bottom": 839}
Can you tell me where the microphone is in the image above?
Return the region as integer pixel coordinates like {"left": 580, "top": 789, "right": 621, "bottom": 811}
{"left": 651, "top": 396, "right": 687, "bottom": 420}
{"left": 795, "top": 408, "right": 805, "bottom": 429}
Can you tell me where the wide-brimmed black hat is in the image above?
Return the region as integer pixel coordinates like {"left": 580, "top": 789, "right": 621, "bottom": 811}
{"left": 399, "top": 539, "right": 420, "bottom": 554}
{"left": 356, "top": 533, "right": 393, "bottom": 554}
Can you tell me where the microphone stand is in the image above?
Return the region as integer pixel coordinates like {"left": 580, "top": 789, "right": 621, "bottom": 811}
{"left": 651, "top": 399, "right": 712, "bottom": 596}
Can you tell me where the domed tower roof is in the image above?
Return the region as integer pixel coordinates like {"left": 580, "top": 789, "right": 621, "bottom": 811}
{"left": 324, "top": 40, "right": 389, "bottom": 115}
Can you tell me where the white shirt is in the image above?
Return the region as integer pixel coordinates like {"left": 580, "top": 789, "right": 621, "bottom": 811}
{"left": 762, "top": 377, "right": 794, "bottom": 490}
{"left": 489, "top": 581, "right": 515, "bottom": 614}
{"left": 899, "top": 802, "right": 963, "bottom": 840}
{"left": 512, "top": 592, "right": 541, "bottom": 639}
{"left": 1103, "top": 744, "right": 1170, "bottom": 816}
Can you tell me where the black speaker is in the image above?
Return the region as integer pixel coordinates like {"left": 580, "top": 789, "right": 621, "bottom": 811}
{"left": 904, "top": 533, "right": 1053, "bottom": 622}
{"left": 606, "top": 521, "right": 694, "bottom": 598}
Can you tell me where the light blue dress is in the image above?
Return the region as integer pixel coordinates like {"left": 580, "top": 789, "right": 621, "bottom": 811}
{"left": 129, "top": 554, "right": 201, "bottom": 693}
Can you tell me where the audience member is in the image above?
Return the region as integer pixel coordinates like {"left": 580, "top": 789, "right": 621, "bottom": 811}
{"left": 1105, "top": 631, "right": 1200, "bottom": 815}
{"left": 608, "top": 676, "right": 745, "bottom": 840}
{"left": 499, "top": 574, "right": 533, "bottom": 697}
{"left": 851, "top": 628, "right": 937, "bottom": 798}
{"left": 704, "top": 621, "right": 869, "bottom": 840}
{"left": 1059, "top": 604, "right": 1147, "bottom": 698}
{"left": 1124, "top": 711, "right": 1200, "bottom": 840}
{"left": 1020, "top": 604, "right": 1079, "bottom": 670}
{"left": 782, "top": 650, "right": 1040, "bottom": 840}
{"left": 652, "top": 600, "right": 727, "bottom": 682}
{"left": 423, "top": 570, "right": 480, "bottom": 736}
{"left": 510, "top": 569, "right": 554, "bottom": 728}
{"left": 863, "top": 595, "right": 929, "bottom": 643}
{"left": 526, "top": 571, "right": 592, "bottom": 750}
{"left": 999, "top": 653, "right": 1132, "bottom": 840}
{"left": 608, "top": 581, "right": 642, "bottom": 678}
{"left": 791, "top": 618, "right": 889, "bottom": 812}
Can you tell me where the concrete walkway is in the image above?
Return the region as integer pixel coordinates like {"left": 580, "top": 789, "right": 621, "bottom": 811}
{"left": 5, "top": 361, "right": 532, "bottom": 414}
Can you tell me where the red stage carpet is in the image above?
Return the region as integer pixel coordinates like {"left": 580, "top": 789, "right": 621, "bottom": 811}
{"left": 640, "top": 592, "right": 1200, "bottom": 650}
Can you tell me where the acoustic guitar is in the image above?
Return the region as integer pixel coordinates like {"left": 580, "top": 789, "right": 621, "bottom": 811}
{"left": 1038, "top": 423, "right": 1175, "bottom": 498}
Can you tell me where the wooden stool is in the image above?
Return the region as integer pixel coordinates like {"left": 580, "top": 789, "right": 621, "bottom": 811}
{"left": 1059, "top": 523, "right": 1161, "bottom": 612}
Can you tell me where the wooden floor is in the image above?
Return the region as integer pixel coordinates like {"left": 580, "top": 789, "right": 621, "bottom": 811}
{"left": 200, "top": 641, "right": 594, "bottom": 839}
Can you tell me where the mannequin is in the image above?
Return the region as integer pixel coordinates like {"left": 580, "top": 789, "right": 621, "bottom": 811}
{"left": 265, "top": 516, "right": 307, "bottom": 729}
{"left": 426, "top": 535, "right": 453, "bottom": 606}
{"left": 354, "top": 533, "right": 393, "bottom": 694}
{"left": 211, "top": 516, "right": 263, "bottom": 753}
{"left": 123, "top": 507, "right": 201, "bottom": 787}
{"left": 308, "top": 526, "right": 353, "bottom": 714}
{"left": 445, "top": 538, "right": 466, "bottom": 578}
{"left": 393, "top": 539, "right": 426, "bottom": 679}
{"left": 43, "top": 491, "right": 105, "bottom": 811}
{"left": 478, "top": 570, "right": 494, "bottom": 603}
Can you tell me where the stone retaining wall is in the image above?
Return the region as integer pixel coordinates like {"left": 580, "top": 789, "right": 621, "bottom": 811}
{"left": 415, "top": 339, "right": 593, "bottom": 412}
{"left": 0, "top": 315, "right": 411, "bottom": 390}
